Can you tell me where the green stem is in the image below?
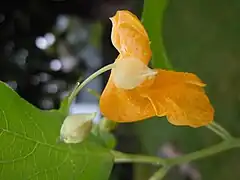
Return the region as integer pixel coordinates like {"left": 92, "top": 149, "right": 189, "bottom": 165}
{"left": 112, "top": 138, "right": 240, "bottom": 167}
{"left": 206, "top": 122, "right": 232, "bottom": 140}
{"left": 112, "top": 150, "right": 166, "bottom": 166}
{"left": 166, "top": 138, "right": 240, "bottom": 166}
{"left": 149, "top": 166, "right": 170, "bottom": 180}
{"left": 211, "top": 121, "right": 232, "bottom": 139}
{"left": 68, "top": 63, "right": 115, "bottom": 105}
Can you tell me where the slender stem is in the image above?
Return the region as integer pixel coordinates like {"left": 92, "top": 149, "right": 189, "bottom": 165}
{"left": 70, "top": 81, "right": 81, "bottom": 100}
{"left": 211, "top": 121, "right": 232, "bottom": 138}
{"left": 68, "top": 63, "right": 115, "bottom": 105}
{"left": 206, "top": 121, "right": 232, "bottom": 140}
{"left": 149, "top": 166, "right": 170, "bottom": 180}
{"left": 166, "top": 138, "right": 240, "bottom": 166}
{"left": 206, "top": 124, "right": 228, "bottom": 140}
{"left": 112, "top": 138, "right": 240, "bottom": 167}
{"left": 112, "top": 150, "right": 166, "bottom": 166}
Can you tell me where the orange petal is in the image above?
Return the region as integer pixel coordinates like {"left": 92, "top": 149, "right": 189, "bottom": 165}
{"left": 110, "top": 10, "right": 151, "bottom": 64}
{"left": 140, "top": 70, "right": 214, "bottom": 127}
{"left": 165, "top": 86, "right": 214, "bottom": 127}
{"left": 99, "top": 74, "right": 156, "bottom": 122}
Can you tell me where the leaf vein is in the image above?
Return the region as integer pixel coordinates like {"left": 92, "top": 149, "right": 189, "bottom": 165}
{"left": 25, "top": 112, "right": 47, "bottom": 143}
{"left": 0, "top": 143, "right": 38, "bottom": 164}
{"left": 27, "top": 153, "right": 69, "bottom": 180}
{"left": 1, "top": 110, "right": 9, "bottom": 130}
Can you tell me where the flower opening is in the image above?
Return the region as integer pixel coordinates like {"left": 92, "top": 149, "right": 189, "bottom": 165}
{"left": 112, "top": 56, "right": 157, "bottom": 89}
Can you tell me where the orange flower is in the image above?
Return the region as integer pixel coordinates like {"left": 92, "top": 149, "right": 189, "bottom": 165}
{"left": 99, "top": 10, "right": 214, "bottom": 127}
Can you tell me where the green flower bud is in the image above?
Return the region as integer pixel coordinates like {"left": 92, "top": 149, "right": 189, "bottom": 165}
{"left": 60, "top": 113, "right": 96, "bottom": 144}
{"left": 99, "top": 117, "right": 118, "bottom": 132}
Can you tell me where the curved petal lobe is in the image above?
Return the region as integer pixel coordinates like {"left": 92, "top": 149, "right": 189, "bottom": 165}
{"left": 110, "top": 10, "right": 151, "bottom": 64}
{"left": 140, "top": 70, "right": 214, "bottom": 127}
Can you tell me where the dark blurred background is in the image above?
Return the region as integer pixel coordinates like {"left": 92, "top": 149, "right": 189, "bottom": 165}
{"left": 0, "top": 0, "right": 240, "bottom": 179}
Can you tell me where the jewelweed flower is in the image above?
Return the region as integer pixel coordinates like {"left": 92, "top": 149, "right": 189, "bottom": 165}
{"left": 100, "top": 10, "right": 214, "bottom": 127}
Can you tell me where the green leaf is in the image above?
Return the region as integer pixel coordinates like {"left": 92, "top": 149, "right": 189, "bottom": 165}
{"left": 142, "top": 0, "right": 172, "bottom": 69}
{"left": 0, "top": 82, "right": 113, "bottom": 179}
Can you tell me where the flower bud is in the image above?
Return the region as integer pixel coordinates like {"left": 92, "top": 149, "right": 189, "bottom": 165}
{"left": 99, "top": 117, "right": 117, "bottom": 132}
{"left": 60, "top": 113, "right": 96, "bottom": 144}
